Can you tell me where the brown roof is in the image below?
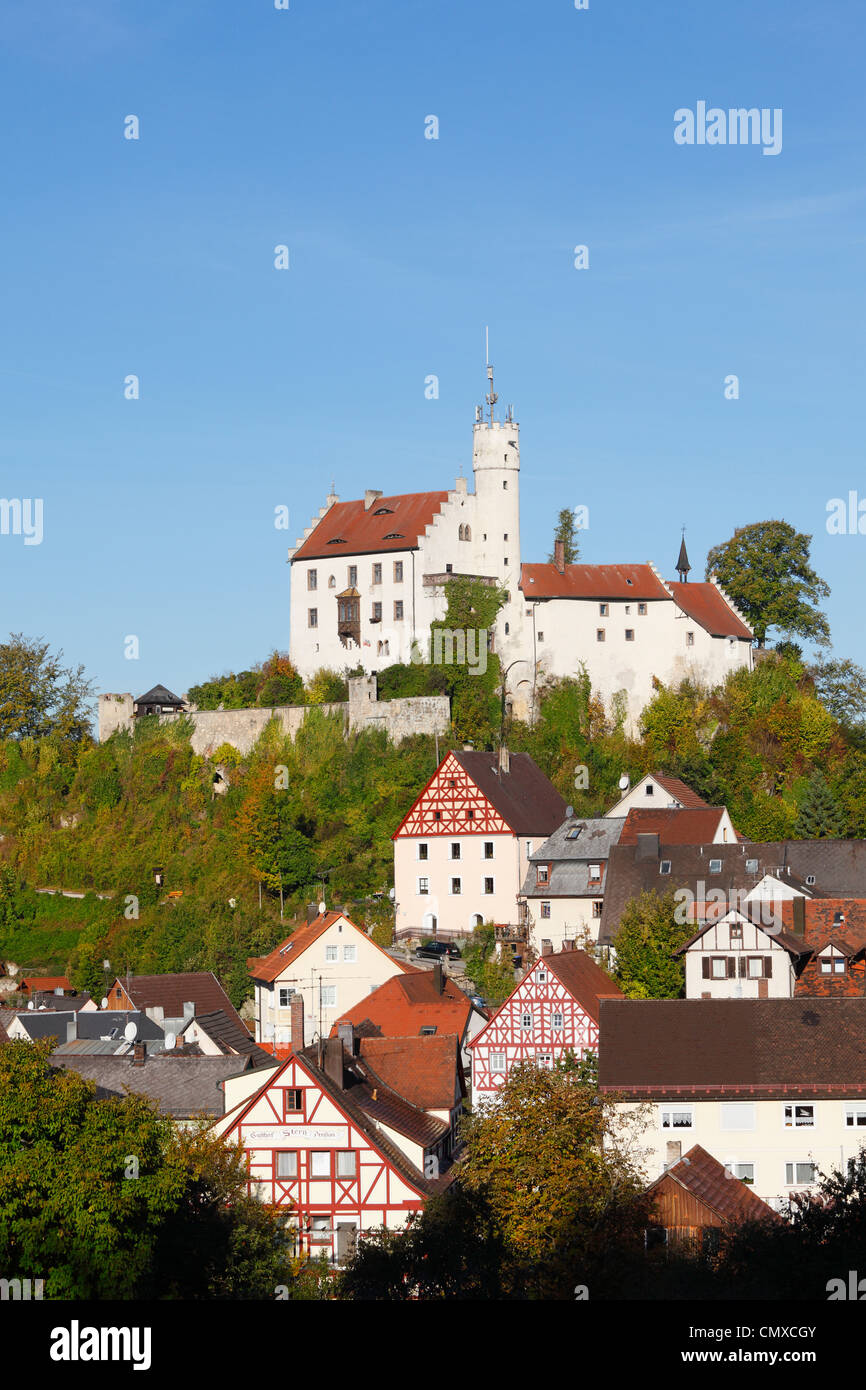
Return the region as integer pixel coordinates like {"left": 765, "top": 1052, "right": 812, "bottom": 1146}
{"left": 667, "top": 581, "right": 753, "bottom": 640}
{"left": 192, "top": 1010, "right": 272, "bottom": 1062}
{"left": 648, "top": 1145, "right": 780, "bottom": 1225}
{"left": 520, "top": 562, "right": 670, "bottom": 602}
{"left": 650, "top": 775, "right": 710, "bottom": 809}
{"left": 451, "top": 751, "right": 567, "bottom": 836}
{"left": 599, "top": 997, "right": 866, "bottom": 1098}
{"left": 357, "top": 1035, "right": 463, "bottom": 1111}
{"left": 18, "top": 977, "right": 72, "bottom": 994}
{"left": 292, "top": 491, "right": 450, "bottom": 561}
{"left": 247, "top": 911, "right": 408, "bottom": 984}
{"left": 620, "top": 808, "right": 731, "bottom": 846}
{"left": 545, "top": 949, "right": 624, "bottom": 1023}
{"left": 116, "top": 973, "right": 245, "bottom": 1033}
{"left": 333, "top": 972, "right": 472, "bottom": 1043}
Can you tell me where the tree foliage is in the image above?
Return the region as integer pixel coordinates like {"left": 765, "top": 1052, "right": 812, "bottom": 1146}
{"left": 0, "top": 634, "right": 94, "bottom": 743}
{"left": 611, "top": 890, "right": 693, "bottom": 999}
{"left": 548, "top": 507, "right": 580, "bottom": 564}
{"left": 705, "top": 520, "right": 830, "bottom": 648}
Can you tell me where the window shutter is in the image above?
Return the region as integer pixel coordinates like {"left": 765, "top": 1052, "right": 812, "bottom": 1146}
{"left": 764, "top": 957, "right": 772, "bottom": 978}
{"left": 702, "top": 958, "right": 710, "bottom": 979}
{"left": 727, "top": 957, "right": 736, "bottom": 978}
{"left": 737, "top": 957, "right": 746, "bottom": 977}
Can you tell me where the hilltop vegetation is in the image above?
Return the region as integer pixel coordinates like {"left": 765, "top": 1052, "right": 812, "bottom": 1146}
{"left": 1, "top": 635, "right": 866, "bottom": 995}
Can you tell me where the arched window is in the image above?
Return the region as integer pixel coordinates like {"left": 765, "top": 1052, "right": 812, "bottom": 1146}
{"left": 328, "top": 575, "right": 336, "bottom": 588}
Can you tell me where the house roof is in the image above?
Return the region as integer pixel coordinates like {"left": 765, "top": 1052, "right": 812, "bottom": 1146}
{"left": 135, "top": 685, "right": 184, "bottom": 706}
{"left": 52, "top": 1053, "right": 266, "bottom": 1117}
{"left": 191, "top": 1010, "right": 272, "bottom": 1062}
{"left": 666, "top": 581, "right": 753, "bottom": 640}
{"left": 76, "top": 1010, "right": 165, "bottom": 1041}
{"left": 26, "top": 991, "right": 92, "bottom": 1012}
{"left": 673, "top": 912, "right": 810, "bottom": 959}
{"left": 619, "top": 808, "right": 732, "bottom": 846}
{"left": 647, "top": 1145, "right": 780, "bottom": 1225}
{"left": 292, "top": 491, "right": 450, "bottom": 561}
{"left": 529, "top": 816, "right": 626, "bottom": 864}
{"left": 450, "top": 751, "right": 567, "bottom": 836}
{"left": 356, "top": 1035, "right": 463, "bottom": 1111}
{"left": 599, "top": 997, "right": 866, "bottom": 1099}
{"left": 470, "top": 948, "right": 622, "bottom": 1050}
{"left": 18, "top": 977, "right": 72, "bottom": 994}
{"left": 247, "top": 911, "right": 407, "bottom": 984}
{"left": 114, "top": 972, "right": 246, "bottom": 1032}
{"left": 332, "top": 971, "right": 473, "bottom": 1044}
{"left": 520, "top": 562, "right": 670, "bottom": 602}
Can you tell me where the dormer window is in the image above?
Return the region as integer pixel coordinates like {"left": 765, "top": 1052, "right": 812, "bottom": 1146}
{"left": 327, "top": 537, "right": 347, "bottom": 545}
{"left": 566, "top": 827, "right": 582, "bottom": 840}
{"left": 384, "top": 532, "right": 405, "bottom": 540}
{"left": 709, "top": 859, "right": 722, "bottom": 874}
{"left": 537, "top": 865, "right": 549, "bottom": 885}
{"left": 373, "top": 506, "right": 394, "bottom": 515}
{"left": 659, "top": 860, "right": 671, "bottom": 875}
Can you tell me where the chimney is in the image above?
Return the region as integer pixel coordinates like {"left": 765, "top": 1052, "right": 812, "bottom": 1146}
{"left": 554, "top": 539, "right": 565, "bottom": 574}
{"left": 324, "top": 1036, "right": 345, "bottom": 1090}
{"left": 432, "top": 961, "right": 445, "bottom": 995}
{"left": 132, "top": 1041, "right": 146, "bottom": 1067}
{"left": 66, "top": 1019, "right": 76, "bottom": 1044}
{"left": 561, "top": 939, "right": 576, "bottom": 953}
{"left": 337, "top": 1021, "right": 357, "bottom": 1056}
{"left": 182, "top": 1001, "right": 195, "bottom": 1025}
{"left": 149, "top": 1005, "right": 165, "bottom": 1028}
{"left": 635, "top": 832, "right": 660, "bottom": 862}
{"left": 290, "top": 993, "right": 305, "bottom": 1052}
{"left": 540, "top": 939, "right": 553, "bottom": 957}
{"left": 499, "top": 746, "right": 510, "bottom": 775}
{"left": 364, "top": 489, "right": 383, "bottom": 511}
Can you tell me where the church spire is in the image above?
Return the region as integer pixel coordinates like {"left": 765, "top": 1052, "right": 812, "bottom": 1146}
{"left": 676, "top": 530, "right": 691, "bottom": 583}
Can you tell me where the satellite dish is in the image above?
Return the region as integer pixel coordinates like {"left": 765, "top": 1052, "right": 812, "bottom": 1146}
{"left": 100, "top": 997, "right": 108, "bottom": 1010}
{"left": 565, "top": 805, "right": 574, "bottom": 818}
{"left": 27, "top": 1000, "right": 34, "bottom": 1011}
{"left": 388, "top": 888, "right": 395, "bottom": 900}
{"left": 164, "top": 1031, "right": 176, "bottom": 1051}
{"left": 618, "top": 774, "right": 630, "bottom": 791}
{"left": 318, "top": 901, "right": 327, "bottom": 915}
{"left": 124, "top": 1022, "right": 137, "bottom": 1042}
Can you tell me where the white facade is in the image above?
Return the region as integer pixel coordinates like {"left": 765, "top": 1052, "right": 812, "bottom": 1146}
{"left": 680, "top": 911, "right": 797, "bottom": 1000}
{"left": 394, "top": 829, "right": 531, "bottom": 939}
{"left": 623, "top": 1096, "right": 866, "bottom": 1208}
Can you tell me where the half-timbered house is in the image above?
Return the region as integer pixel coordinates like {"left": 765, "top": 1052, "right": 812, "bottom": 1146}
{"left": 468, "top": 944, "right": 622, "bottom": 1105}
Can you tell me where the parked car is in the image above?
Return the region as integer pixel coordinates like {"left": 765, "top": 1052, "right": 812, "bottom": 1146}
{"left": 414, "top": 940, "right": 462, "bottom": 961}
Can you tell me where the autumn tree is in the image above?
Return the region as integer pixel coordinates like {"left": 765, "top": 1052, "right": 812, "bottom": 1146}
{"left": 705, "top": 521, "right": 830, "bottom": 649}
{"left": 611, "top": 889, "right": 693, "bottom": 999}
{"left": 0, "top": 634, "right": 94, "bottom": 742}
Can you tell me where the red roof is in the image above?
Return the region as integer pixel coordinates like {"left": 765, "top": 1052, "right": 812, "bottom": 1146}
{"left": 470, "top": 948, "right": 622, "bottom": 1049}
{"left": 520, "top": 562, "right": 670, "bottom": 601}
{"left": 247, "top": 911, "right": 410, "bottom": 984}
{"left": 332, "top": 971, "right": 472, "bottom": 1042}
{"left": 620, "top": 807, "right": 731, "bottom": 846}
{"left": 18, "top": 977, "right": 72, "bottom": 994}
{"left": 357, "top": 1035, "right": 462, "bottom": 1111}
{"left": 666, "top": 581, "right": 752, "bottom": 640}
{"left": 648, "top": 1145, "right": 780, "bottom": 1225}
{"left": 292, "top": 491, "right": 450, "bottom": 561}
{"left": 651, "top": 774, "right": 710, "bottom": 809}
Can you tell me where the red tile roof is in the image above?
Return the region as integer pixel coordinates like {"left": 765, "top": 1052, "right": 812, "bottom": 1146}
{"left": 520, "top": 562, "right": 670, "bottom": 601}
{"left": 544, "top": 949, "right": 624, "bottom": 1023}
{"left": 332, "top": 971, "right": 472, "bottom": 1042}
{"left": 620, "top": 807, "right": 731, "bottom": 846}
{"left": 648, "top": 1145, "right": 780, "bottom": 1225}
{"left": 292, "top": 491, "right": 450, "bottom": 561}
{"left": 651, "top": 774, "right": 711, "bottom": 809}
{"left": 247, "top": 911, "right": 410, "bottom": 983}
{"left": 18, "top": 977, "right": 72, "bottom": 994}
{"left": 357, "top": 1035, "right": 463, "bottom": 1111}
{"left": 666, "top": 581, "right": 753, "bottom": 640}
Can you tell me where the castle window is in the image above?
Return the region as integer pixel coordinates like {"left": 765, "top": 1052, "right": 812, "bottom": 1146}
{"left": 597, "top": 630, "right": 605, "bottom": 642}
{"left": 503, "top": 481, "right": 507, "bottom": 489}
{"left": 599, "top": 603, "right": 609, "bottom": 616}
{"left": 394, "top": 561, "right": 403, "bottom": 582}
{"left": 394, "top": 601, "right": 404, "bottom": 621}
{"left": 638, "top": 603, "right": 647, "bottom": 615}
{"left": 371, "top": 602, "right": 382, "bottom": 621}
{"left": 328, "top": 575, "right": 336, "bottom": 588}
{"left": 504, "top": 557, "right": 509, "bottom": 566}
{"left": 307, "top": 570, "right": 317, "bottom": 591}
{"left": 503, "top": 533, "right": 508, "bottom": 541}
{"left": 504, "top": 622, "right": 509, "bottom": 635}
{"left": 451, "top": 843, "right": 461, "bottom": 860}
{"left": 308, "top": 609, "right": 318, "bottom": 628}
{"left": 537, "top": 631, "right": 544, "bottom": 642}
{"left": 625, "top": 629, "right": 634, "bottom": 641}
{"left": 484, "top": 878, "right": 494, "bottom": 895}
{"left": 625, "top": 605, "right": 631, "bottom": 615}
{"left": 686, "top": 631, "right": 695, "bottom": 646}
{"left": 348, "top": 566, "right": 357, "bottom": 586}
{"left": 372, "top": 563, "right": 382, "bottom": 584}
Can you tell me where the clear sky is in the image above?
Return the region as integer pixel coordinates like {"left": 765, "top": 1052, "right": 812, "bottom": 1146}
{"left": 2, "top": 0, "right": 864, "bottom": 709}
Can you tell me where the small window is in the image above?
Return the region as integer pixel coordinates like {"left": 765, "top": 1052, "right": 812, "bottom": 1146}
{"left": 745, "top": 858, "right": 759, "bottom": 874}
{"left": 659, "top": 860, "right": 671, "bottom": 875}
{"left": 307, "top": 570, "right": 317, "bottom": 591}
{"left": 418, "top": 843, "right": 428, "bottom": 860}
{"left": 638, "top": 602, "right": 647, "bottom": 615}
{"left": 592, "top": 901, "right": 603, "bottom": 918}
{"left": 521, "top": 1013, "right": 532, "bottom": 1031}
{"left": 283, "top": 1089, "right": 303, "bottom": 1116}
{"left": 805, "top": 874, "right": 816, "bottom": 886}
{"left": 596, "top": 629, "right": 605, "bottom": 643}
{"left": 372, "top": 563, "right": 382, "bottom": 584}
{"left": 434, "top": 811, "right": 441, "bottom": 821}
{"left": 646, "top": 784, "right": 654, "bottom": 796}
{"left": 711, "top": 957, "right": 728, "bottom": 979}
{"left": 336, "top": 1151, "right": 357, "bottom": 1178}
{"left": 484, "top": 877, "right": 494, "bottom": 894}
{"left": 537, "top": 865, "right": 549, "bottom": 885}
{"left": 371, "top": 601, "right": 382, "bottom": 621}
{"left": 846, "top": 1107, "right": 866, "bottom": 1127}
{"left": 393, "top": 561, "right": 403, "bottom": 582}
{"left": 504, "top": 557, "right": 508, "bottom": 566}
{"left": 625, "top": 629, "right": 634, "bottom": 642}
{"left": 278, "top": 987, "right": 292, "bottom": 1008}
{"left": 310, "top": 1152, "right": 331, "bottom": 1178}
{"left": 785, "top": 1162, "right": 817, "bottom": 1186}
{"left": 420, "top": 1025, "right": 437, "bottom": 1037}
{"left": 730, "top": 923, "right": 743, "bottom": 940}
{"left": 566, "top": 826, "right": 582, "bottom": 840}
{"left": 784, "top": 1104, "right": 815, "bottom": 1129}
{"left": 540, "top": 902, "right": 551, "bottom": 918}
{"left": 599, "top": 603, "right": 609, "bottom": 616}
{"left": 686, "top": 631, "right": 695, "bottom": 647}
{"left": 726, "top": 1162, "right": 755, "bottom": 1183}
{"left": 538, "top": 631, "right": 544, "bottom": 642}
{"left": 747, "top": 957, "right": 766, "bottom": 979}
{"left": 308, "top": 608, "right": 318, "bottom": 628}
{"left": 342, "top": 945, "right": 356, "bottom": 963}
{"left": 467, "top": 808, "right": 474, "bottom": 821}
{"left": 451, "top": 842, "right": 461, "bottom": 860}
{"left": 276, "top": 1151, "right": 298, "bottom": 1179}
{"left": 820, "top": 954, "right": 846, "bottom": 975}
{"left": 451, "top": 878, "right": 462, "bottom": 895}
{"left": 552, "top": 1011, "right": 563, "bottom": 1030}
{"left": 625, "top": 605, "right": 631, "bottom": 615}
{"left": 490, "top": 1052, "right": 506, "bottom": 1073}
{"left": 348, "top": 566, "right": 358, "bottom": 586}
{"left": 503, "top": 480, "right": 507, "bottom": 490}
{"left": 588, "top": 863, "right": 601, "bottom": 881}
{"left": 325, "top": 945, "right": 338, "bottom": 963}
{"left": 504, "top": 533, "right": 508, "bottom": 541}
{"left": 484, "top": 841, "right": 494, "bottom": 859}
{"left": 661, "top": 1108, "right": 693, "bottom": 1130}
{"left": 394, "top": 601, "right": 404, "bottom": 621}
{"left": 417, "top": 877, "right": 429, "bottom": 895}
{"left": 309, "top": 1215, "right": 332, "bottom": 1243}
{"left": 537, "top": 969, "right": 547, "bottom": 982}
{"left": 709, "top": 859, "right": 722, "bottom": 874}
{"left": 320, "top": 985, "right": 336, "bottom": 1008}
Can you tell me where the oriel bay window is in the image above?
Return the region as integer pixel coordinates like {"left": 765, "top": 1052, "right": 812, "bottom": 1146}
{"left": 337, "top": 591, "right": 360, "bottom": 648}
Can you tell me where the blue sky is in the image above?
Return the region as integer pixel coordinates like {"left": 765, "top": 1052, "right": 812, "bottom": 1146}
{"left": 1, "top": 0, "right": 864, "bottom": 710}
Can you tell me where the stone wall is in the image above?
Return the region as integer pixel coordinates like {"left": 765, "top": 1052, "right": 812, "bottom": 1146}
{"left": 98, "top": 677, "right": 450, "bottom": 753}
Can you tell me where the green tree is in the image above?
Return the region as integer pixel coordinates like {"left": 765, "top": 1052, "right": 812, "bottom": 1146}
{"left": 795, "top": 771, "right": 845, "bottom": 838}
{"left": 430, "top": 577, "right": 507, "bottom": 748}
{"left": 705, "top": 520, "right": 830, "bottom": 649}
{"left": 0, "top": 634, "right": 94, "bottom": 742}
{"left": 611, "top": 889, "right": 693, "bottom": 999}
{"left": 461, "top": 922, "right": 518, "bottom": 1006}
{"left": 810, "top": 657, "right": 866, "bottom": 727}
{"left": 548, "top": 507, "right": 580, "bottom": 564}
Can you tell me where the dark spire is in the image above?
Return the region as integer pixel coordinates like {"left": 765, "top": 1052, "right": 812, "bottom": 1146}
{"left": 676, "top": 532, "right": 691, "bottom": 583}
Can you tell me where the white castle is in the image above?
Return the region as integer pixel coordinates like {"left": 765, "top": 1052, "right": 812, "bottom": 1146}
{"left": 288, "top": 361, "right": 753, "bottom": 727}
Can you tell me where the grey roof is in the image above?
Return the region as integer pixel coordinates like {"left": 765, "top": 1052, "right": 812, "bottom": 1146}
{"left": 15, "top": 1012, "right": 76, "bottom": 1041}
{"left": 51, "top": 1054, "right": 268, "bottom": 1117}
{"left": 522, "top": 817, "right": 625, "bottom": 899}
{"left": 135, "top": 684, "right": 184, "bottom": 707}
{"left": 28, "top": 992, "right": 92, "bottom": 1012}
{"left": 52, "top": 1039, "right": 132, "bottom": 1056}
{"left": 75, "top": 1010, "right": 164, "bottom": 1041}
{"left": 599, "top": 840, "right": 866, "bottom": 945}
{"left": 193, "top": 1010, "right": 272, "bottom": 1062}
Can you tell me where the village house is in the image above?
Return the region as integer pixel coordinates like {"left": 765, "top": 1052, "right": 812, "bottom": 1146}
{"left": 53, "top": 1049, "right": 273, "bottom": 1125}
{"left": 599, "top": 997, "right": 866, "bottom": 1208}
{"left": 644, "top": 1144, "right": 780, "bottom": 1253}
{"left": 248, "top": 909, "right": 412, "bottom": 1052}
{"left": 393, "top": 747, "right": 567, "bottom": 943}
{"left": 104, "top": 971, "right": 247, "bottom": 1037}
{"left": 469, "top": 944, "right": 622, "bottom": 1106}
{"left": 331, "top": 959, "right": 487, "bottom": 1076}
{"left": 605, "top": 771, "right": 714, "bottom": 818}
{"left": 215, "top": 1011, "right": 459, "bottom": 1265}
{"left": 520, "top": 815, "right": 626, "bottom": 952}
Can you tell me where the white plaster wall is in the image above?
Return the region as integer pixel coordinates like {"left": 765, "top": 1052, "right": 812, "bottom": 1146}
{"left": 394, "top": 831, "right": 523, "bottom": 937}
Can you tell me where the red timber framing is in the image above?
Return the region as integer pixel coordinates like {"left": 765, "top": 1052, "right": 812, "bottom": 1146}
{"left": 470, "top": 959, "right": 598, "bottom": 1098}
{"left": 219, "top": 1052, "right": 426, "bottom": 1262}
{"left": 394, "top": 752, "right": 511, "bottom": 838}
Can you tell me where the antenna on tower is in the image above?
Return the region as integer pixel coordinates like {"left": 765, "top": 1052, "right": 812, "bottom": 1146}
{"left": 484, "top": 325, "right": 497, "bottom": 424}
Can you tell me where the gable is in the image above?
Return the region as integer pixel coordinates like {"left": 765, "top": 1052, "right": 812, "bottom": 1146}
{"left": 395, "top": 752, "right": 512, "bottom": 837}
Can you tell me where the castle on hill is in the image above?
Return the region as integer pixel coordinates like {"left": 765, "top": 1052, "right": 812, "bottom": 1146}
{"left": 287, "top": 361, "right": 753, "bottom": 728}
